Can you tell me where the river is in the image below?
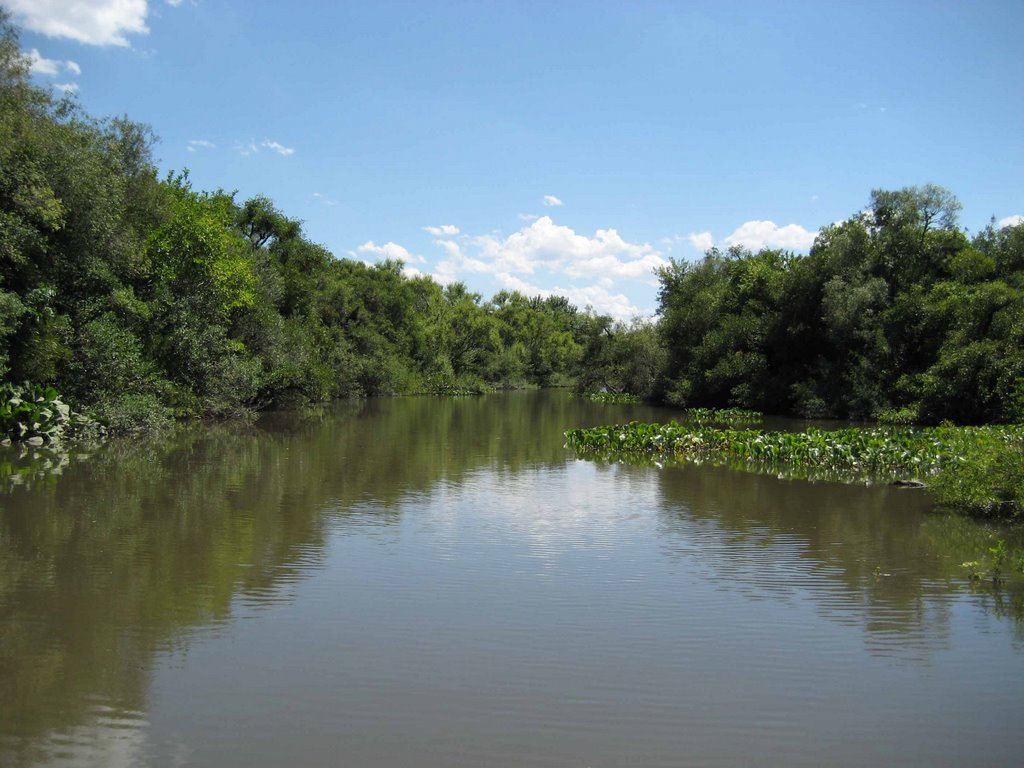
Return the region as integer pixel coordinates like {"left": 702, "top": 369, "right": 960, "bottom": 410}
{"left": 1, "top": 390, "right": 1022, "bottom": 766}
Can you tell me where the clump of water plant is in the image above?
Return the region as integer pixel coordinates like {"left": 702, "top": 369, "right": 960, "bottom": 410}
{"left": 415, "top": 376, "right": 492, "bottom": 396}
{"left": 683, "top": 407, "right": 763, "bottom": 425}
{"left": 585, "top": 392, "right": 642, "bottom": 404}
{"left": 0, "top": 382, "right": 105, "bottom": 444}
{"left": 961, "top": 540, "right": 1011, "bottom": 584}
{"left": 565, "top": 421, "right": 1024, "bottom": 518}
{"left": 928, "top": 428, "right": 1024, "bottom": 517}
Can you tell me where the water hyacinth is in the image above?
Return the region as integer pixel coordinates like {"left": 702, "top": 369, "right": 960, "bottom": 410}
{"left": 584, "top": 392, "right": 642, "bottom": 404}
{"left": 682, "top": 408, "right": 763, "bottom": 425}
{"left": 565, "top": 421, "right": 1024, "bottom": 517}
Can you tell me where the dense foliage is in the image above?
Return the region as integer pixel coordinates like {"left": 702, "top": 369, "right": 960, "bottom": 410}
{"left": 657, "top": 186, "right": 1024, "bottom": 424}
{"left": 0, "top": 15, "right": 611, "bottom": 433}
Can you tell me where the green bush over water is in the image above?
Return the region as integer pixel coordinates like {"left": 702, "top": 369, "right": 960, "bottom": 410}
{"left": 565, "top": 421, "right": 1024, "bottom": 518}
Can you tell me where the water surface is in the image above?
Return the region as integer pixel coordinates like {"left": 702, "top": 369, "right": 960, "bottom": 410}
{"left": 1, "top": 391, "right": 1022, "bottom": 766}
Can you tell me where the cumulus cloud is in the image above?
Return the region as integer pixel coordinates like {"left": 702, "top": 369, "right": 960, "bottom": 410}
{"left": 543, "top": 195, "right": 564, "bottom": 207}
{"left": 493, "top": 274, "right": 641, "bottom": 321}
{"left": 358, "top": 240, "right": 426, "bottom": 264}
{"left": 687, "top": 231, "right": 714, "bottom": 252}
{"left": 27, "top": 49, "right": 60, "bottom": 76}
{"left": 26, "top": 49, "right": 81, "bottom": 79}
{"left": 428, "top": 216, "right": 665, "bottom": 316}
{"left": 7, "top": 0, "right": 150, "bottom": 47}
{"left": 723, "top": 220, "right": 817, "bottom": 251}
{"left": 53, "top": 82, "right": 79, "bottom": 93}
{"left": 423, "top": 224, "right": 459, "bottom": 236}
{"left": 444, "top": 216, "right": 665, "bottom": 282}
{"left": 261, "top": 139, "right": 295, "bottom": 156}
{"left": 998, "top": 215, "right": 1024, "bottom": 228}
{"left": 359, "top": 215, "right": 665, "bottom": 319}
{"left": 433, "top": 239, "right": 463, "bottom": 260}
{"left": 186, "top": 139, "right": 215, "bottom": 153}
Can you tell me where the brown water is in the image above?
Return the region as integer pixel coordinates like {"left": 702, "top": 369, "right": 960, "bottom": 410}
{"left": 1, "top": 390, "right": 1022, "bottom": 767}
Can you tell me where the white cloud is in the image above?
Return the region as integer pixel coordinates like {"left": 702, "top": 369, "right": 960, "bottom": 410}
{"left": 235, "top": 139, "right": 258, "bottom": 156}
{"left": 27, "top": 49, "right": 81, "bottom": 79}
{"left": 186, "top": 139, "right": 215, "bottom": 153}
{"left": 543, "top": 195, "right": 564, "bottom": 207}
{"left": 998, "top": 215, "right": 1024, "bottom": 229}
{"left": 7, "top": 0, "right": 150, "bottom": 47}
{"left": 423, "top": 224, "right": 460, "bottom": 236}
{"left": 27, "top": 49, "right": 60, "bottom": 76}
{"left": 563, "top": 252, "right": 667, "bottom": 282}
{"left": 261, "top": 139, "right": 295, "bottom": 156}
{"left": 467, "top": 216, "right": 663, "bottom": 277}
{"left": 687, "top": 231, "right": 714, "bottom": 252}
{"left": 359, "top": 215, "right": 665, "bottom": 319}
{"left": 165, "top": 0, "right": 184, "bottom": 6}
{"left": 399, "top": 264, "right": 425, "bottom": 280}
{"left": 357, "top": 240, "right": 426, "bottom": 264}
{"left": 518, "top": 213, "right": 538, "bottom": 222}
{"left": 53, "top": 82, "right": 79, "bottom": 94}
{"left": 428, "top": 216, "right": 665, "bottom": 316}
{"left": 723, "top": 220, "right": 817, "bottom": 251}
{"left": 494, "top": 274, "right": 641, "bottom": 321}
{"left": 434, "top": 239, "right": 463, "bottom": 260}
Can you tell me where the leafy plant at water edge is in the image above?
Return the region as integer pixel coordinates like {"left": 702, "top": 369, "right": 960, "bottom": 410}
{"left": 0, "top": 382, "right": 105, "bottom": 443}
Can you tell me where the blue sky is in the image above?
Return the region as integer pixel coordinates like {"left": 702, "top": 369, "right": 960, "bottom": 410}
{"left": 8, "top": 0, "right": 1024, "bottom": 319}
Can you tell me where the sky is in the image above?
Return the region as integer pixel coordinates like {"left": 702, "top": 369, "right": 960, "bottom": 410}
{"left": 6, "top": 0, "right": 1024, "bottom": 320}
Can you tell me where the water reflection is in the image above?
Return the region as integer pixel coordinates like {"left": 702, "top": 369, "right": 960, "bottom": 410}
{"left": 1, "top": 391, "right": 1022, "bottom": 766}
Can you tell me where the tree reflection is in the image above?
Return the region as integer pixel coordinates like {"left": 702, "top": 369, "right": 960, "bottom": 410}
{"left": 651, "top": 462, "right": 1024, "bottom": 656}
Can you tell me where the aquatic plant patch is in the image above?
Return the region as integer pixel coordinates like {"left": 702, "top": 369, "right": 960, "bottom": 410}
{"left": 584, "top": 392, "right": 642, "bottom": 404}
{"left": 565, "top": 421, "right": 1024, "bottom": 518}
{"left": 682, "top": 407, "right": 763, "bottom": 425}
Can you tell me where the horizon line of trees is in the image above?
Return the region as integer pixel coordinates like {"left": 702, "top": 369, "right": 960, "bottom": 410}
{"left": 2, "top": 12, "right": 1022, "bottom": 432}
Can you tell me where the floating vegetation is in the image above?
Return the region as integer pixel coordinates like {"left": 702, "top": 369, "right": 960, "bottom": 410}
{"left": 418, "top": 384, "right": 492, "bottom": 397}
{"left": 565, "top": 421, "right": 1024, "bottom": 518}
{"left": 683, "top": 407, "right": 763, "bottom": 425}
{"left": 413, "top": 376, "right": 493, "bottom": 397}
{"left": 584, "top": 392, "right": 642, "bottom": 404}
